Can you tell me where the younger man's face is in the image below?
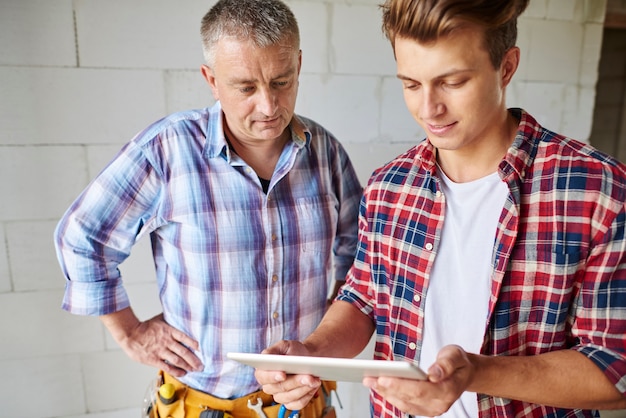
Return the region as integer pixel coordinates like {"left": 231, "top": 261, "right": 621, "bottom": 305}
{"left": 395, "top": 24, "right": 518, "bottom": 157}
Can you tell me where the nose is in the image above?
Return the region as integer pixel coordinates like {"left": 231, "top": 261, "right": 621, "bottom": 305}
{"left": 256, "top": 87, "right": 278, "bottom": 116}
{"left": 420, "top": 87, "right": 444, "bottom": 120}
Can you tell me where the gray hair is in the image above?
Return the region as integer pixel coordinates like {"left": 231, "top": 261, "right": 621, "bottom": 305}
{"left": 200, "top": 0, "right": 300, "bottom": 66}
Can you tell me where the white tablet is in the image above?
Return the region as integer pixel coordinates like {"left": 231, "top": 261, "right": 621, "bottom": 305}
{"left": 227, "top": 352, "right": 428, "bottom": 382}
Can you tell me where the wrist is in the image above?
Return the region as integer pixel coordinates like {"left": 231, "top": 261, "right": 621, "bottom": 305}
{"left": 99, "top": 307, "right": 141, "bottom": 343}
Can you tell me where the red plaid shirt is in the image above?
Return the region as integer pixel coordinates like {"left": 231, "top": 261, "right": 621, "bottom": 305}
{"left": 338, "top": 109, "right": 626, "bottom": 417}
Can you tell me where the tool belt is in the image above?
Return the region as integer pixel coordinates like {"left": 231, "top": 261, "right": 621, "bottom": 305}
{"left": 149, "top": 371, "right": 337, "bottom": 418}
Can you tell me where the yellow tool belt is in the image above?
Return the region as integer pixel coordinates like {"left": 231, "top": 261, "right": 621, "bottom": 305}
{"left": 150, "top": 371, "right": 337, "bottom": 418}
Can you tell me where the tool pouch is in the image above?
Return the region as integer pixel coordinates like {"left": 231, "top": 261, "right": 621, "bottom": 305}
{"left": 153, "top": 384, "right": 186, "bottom": 418}
{"left": 148, "top": 371, "right": 336, "bottom": 418}
{"left": 199, "top": 410, "right": 227, "bottom": 418}
{"left": 321, "top": 406, "right": 337, "bottom": 418}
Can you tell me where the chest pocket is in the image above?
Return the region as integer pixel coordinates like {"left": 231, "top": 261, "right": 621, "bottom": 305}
{"left": 502, "top": 245, "right": 588, "bottom": 345}
{"left": 296, "top": 195, "right": 338, "bottom": 254}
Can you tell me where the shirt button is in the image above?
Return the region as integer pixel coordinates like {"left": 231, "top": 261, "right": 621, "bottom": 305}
{"left": 408, "top": 342, "right": 417, "bottom": 350}
{"left": 425, "top": 242, "right": 433, "bottom": 251}
{"left": 271, "top": 234, "right": 277, "bottom": 241}
{"left": 413, "top": 294, "right": 421, "bottom": 303}
{"left": 436, "top": 190, "right": 442, "bottom": 198}
{"left": 273, "top": 312, "right": 279, "bottom": 319}
{"left": 272, "top": 275, "right": 278, "bottom": 283}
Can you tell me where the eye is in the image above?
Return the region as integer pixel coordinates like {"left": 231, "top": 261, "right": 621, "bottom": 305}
{"left": 238, "top": 85, "right": 255, "bottom": 94}
{"left": 273, "top": 79, "right": 291, "bottom": 89}
{"left": 401, "top": 80, "right": 420, "bottom": 91}
{"left": 442, "top": 79, "right": 467, "bottom": 89}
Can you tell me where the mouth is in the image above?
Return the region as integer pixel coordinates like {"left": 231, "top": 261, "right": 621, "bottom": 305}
{"left": 256, "top": 115, "right": 281, "bottom": 124}
{"left": 426, "top": 121, "right": 457, "bottom": 136}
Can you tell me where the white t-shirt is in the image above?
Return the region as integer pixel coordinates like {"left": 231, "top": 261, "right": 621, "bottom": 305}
{"left": 417, "top": 168, "right": 508, "bottom": 417}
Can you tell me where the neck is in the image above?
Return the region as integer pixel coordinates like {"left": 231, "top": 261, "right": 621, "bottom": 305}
{"left": 225, "top": 126, "right": 290, "bottom": 180}
{"left": 436, "top": 111, "right": 518, "bottom": 183}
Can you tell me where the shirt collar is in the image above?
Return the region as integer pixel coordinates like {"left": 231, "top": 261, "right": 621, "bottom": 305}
{"left": 203, "top": 101, "right": 311, "bottom": 160}
{"left": 289, "top": 114, "right": 310, "bottom": 149}
{"left": 499, "top": 108, "right": 540, "bottom": 182}
{"left": 416, "top": 108, "right": 538, "bottom": 182}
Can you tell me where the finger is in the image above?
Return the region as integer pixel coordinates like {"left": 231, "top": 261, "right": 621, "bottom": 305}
{"left": 271, "top": 385, "right": 319, "bottom": 410}
{"left": 160, "top": 359, "right": 188, "bottom": 378}
{"left": 260, "top": 374, "right": 319, "bottom": 393}
{"left": 427, "top": 363, "right": 445, "bottom": 382}
{"left": 269, "top": 374, "right": 320, "bottom": 393}
{"left": 148, "top": 340, "right": 197, "bottom": 373}
{"left": 365, "top": 376, "right": 419, "bottom": 397}
{"left": 383, "top": 392, "right": 446, "bottom": 418}
{"left": 150, "top": 317, "right": 202, "bottom": 370}
{"left": 261, "top": 340, "right": 294, "bottom": 355}
{"left": 366, "top": 378, "right": 448, "bottom": 417}
{"left": 430, "top": 345, "right": 471, "bottom": 383}
{"left": 168, "top": 340, "right": 203, "bottom": 371}
{"left": 255, "top": 369, "right": 287, "bottom": 387}
{"left": 148, "top": 314, "right": 200, "bottom": 352}
{"left": 169, "top": 327, "right": 200, "bottom": 351}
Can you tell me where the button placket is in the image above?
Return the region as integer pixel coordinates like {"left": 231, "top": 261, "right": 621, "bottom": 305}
{"left": 264, "top": 192, "right": 284, "bottom": 341}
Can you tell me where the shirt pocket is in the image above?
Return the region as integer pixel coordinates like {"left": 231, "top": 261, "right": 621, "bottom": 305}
{"left": 507, "top": 244, "right": 588, "bottom": 335}
{"left": 296, "top": 194, "right": 338, "bottom": 254}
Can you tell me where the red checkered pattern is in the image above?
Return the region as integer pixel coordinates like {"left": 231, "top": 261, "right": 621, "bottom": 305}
{"left": 338, "top": 109, "right": 626, "bottom": 417}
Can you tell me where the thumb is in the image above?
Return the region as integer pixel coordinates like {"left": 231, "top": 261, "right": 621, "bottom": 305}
{"left": 261, "top": 340, "right": 295, "bottom": 355}
{"left": 427, "top": 363, "right": 445, "bottom": 383}
{"left": 429, "top": 344, "right": 469, "bottom": 382}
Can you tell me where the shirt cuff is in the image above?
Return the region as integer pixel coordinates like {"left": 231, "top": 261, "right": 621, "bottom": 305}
{"left": 61, "top": 278, "right": 130, "bottom": 316}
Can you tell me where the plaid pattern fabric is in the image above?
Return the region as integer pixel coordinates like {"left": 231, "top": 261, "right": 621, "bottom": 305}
{"left": 338, "top": 109, "right": 626, "bottom": 417}
{"left": 54, "top": 101, "right": 362, "bottom": 398}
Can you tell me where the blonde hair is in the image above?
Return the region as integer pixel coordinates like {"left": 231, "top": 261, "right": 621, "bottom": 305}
{"left": 381, "top": 0, "right": 529, "bottom": 68}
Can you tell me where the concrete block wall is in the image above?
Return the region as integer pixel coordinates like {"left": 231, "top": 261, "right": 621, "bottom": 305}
{"left": 0, "top": 1, "right": 614, "bottom": 417}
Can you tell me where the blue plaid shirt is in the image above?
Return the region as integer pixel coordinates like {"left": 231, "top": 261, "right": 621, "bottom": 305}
{"left": 54, "top": 101, "right": 362, "bottom": 398}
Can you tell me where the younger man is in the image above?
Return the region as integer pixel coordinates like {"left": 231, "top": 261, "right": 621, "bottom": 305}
{"left": 255, "top": 0, "right": 626, "bottom": 416}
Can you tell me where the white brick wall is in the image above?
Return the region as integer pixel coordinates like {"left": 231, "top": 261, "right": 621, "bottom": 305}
{"left": 0, "top": 0, "right": 76, "bottom": 67}
{"left": 0, "top": 1, "right": 616, "bottom": 417}
{"left": 0, "top": 67, "right": 167, "bottom": 145}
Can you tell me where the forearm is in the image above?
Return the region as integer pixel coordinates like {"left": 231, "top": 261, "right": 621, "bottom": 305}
{"left": 100, "top": 306, "right": 142, "bottom": 347}
{"left": 303, "top": 301, "right": 374, "bottom": 358}
{"left": 469, "top": 349, "right": 626, "bottom": 410}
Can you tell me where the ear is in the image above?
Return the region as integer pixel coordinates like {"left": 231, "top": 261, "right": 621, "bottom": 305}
{"left": 297, "top": 49, "right": 302, "bottom": 75}
{"left": 201, "top": 64, "right": 219, "bottom": 101}
{"left": 500, "top": 46, "right": 520, "bottom": 88}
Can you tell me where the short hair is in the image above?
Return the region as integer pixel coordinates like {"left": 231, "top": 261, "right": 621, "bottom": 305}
{"left": 200, "top": 0, "right": 300, "bottom": 66}
{"left": 380, "top": 0, "right": 530, "bottom": 68}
